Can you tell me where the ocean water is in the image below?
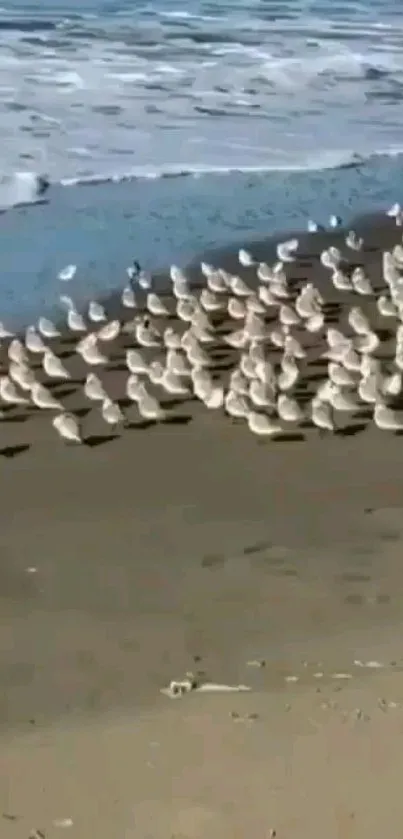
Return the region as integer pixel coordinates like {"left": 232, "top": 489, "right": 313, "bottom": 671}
{"left": 0, "top": 0, "right": 403, "bottom": 323}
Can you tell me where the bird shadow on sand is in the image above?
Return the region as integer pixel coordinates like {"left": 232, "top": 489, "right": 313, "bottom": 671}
{"left": 84, "top": 434, "right": 118, "bottom": 448}
{"left": 110, "top": 361, "right": 128, "bottom": 372}
{"left": 0, "top": 413, "right": 30, "bottom": 424}
{"left": 162, "top": 414, "right": 192, "bottom": 426}
{"left": 0, "top": 443, "right": 30, "bottom": 458}
{"left": 335, "top": 422, "right": 367, "bottom": 437}
{"left": 74, "top": 406, "right": 92, "bottom": 418}
{"left": 269, "top": 432, "right": 305, "bottom": 443}
{"left": 126, "top": 414, "right": 192, "bottom": 430}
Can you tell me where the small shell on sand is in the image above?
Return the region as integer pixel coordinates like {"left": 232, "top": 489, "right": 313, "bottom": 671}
{"left": 161, "top": 677, "right": 251, "bottom": 699}
{"left": 331, "top": 672, "right": 353, "bottom": 679}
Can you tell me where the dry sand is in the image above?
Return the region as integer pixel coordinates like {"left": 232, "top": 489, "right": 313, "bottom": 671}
{"left": 2, "top": 213, "right": 403, "bottom": 836}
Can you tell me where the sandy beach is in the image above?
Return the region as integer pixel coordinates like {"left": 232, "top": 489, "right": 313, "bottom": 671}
{"left": 2, "top": 213, "right": 403, "bottom": 837}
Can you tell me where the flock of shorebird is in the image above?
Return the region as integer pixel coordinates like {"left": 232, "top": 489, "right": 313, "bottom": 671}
{"left": 1, "top": 204, "right": 403, "bottom": 447}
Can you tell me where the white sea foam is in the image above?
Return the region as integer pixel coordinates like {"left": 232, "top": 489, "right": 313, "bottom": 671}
{"left": 0, "top": 0, "right": 401, "bottom": 200}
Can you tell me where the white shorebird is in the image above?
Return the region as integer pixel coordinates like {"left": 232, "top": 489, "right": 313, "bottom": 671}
{"left": 88, "top": 300, "right": 107, "bottom": 323}
{"left": 138, "top": 388, "right": 165, "bottom": 421}
{"left": 203, "top": 384, "right": 224, "bottom": 409}
{"left": 0, "top": 375, "right": 29, "bottom": 405}
{"left": 76, "top": 334, "right": 108, "bottom": 366}
{"left": 38, "top": 317, "right": 61, "bottom": 339}
{"left": 147, "top": 292, "right": 170, "bottom": 317}
{"left": 31, "top": 383, "right": 62, "bottom": 410}
{"left": 84, "top": 373, "right": 107, "bottom": 403}
{"left": 9, "top": 362, "right": 35, "bottom": 392}
{"left": 346, "top": 230, "right": 363, "bottom": 251}
{"left": 374, "top": 401, "right": 403, "bottom": 431}
{"left": 101, "top": 397, "right": 124, "bottom": 430}
{"left": 0, "top": 321, "right": 14, "bottom": 338}
{"left": 136, "top": 318, "right": 161, "bottom": 348}
{"left": 239, "top": 249, "right": 254, "bottom": 267}
{"left": 8, "top": 338, "right": 28, "bottom": 365}
{"left": 67, "top": 308, "right": 87, "bottom": 333}
{"left": 247, "top": 411, "right": 283, "bottom": 437}
{"left": 58, "top": 264, "right": 77, "bottom": 282}
{"left": 162, "top": 369, "right": 190, "bottom": 397}
{"left": 25, "top": 326, "right": 46, "bottom": 354}
{"left": 277, "top": 238, "right": 298, "bottom": 263}
{"left": 311, "top": 397, "right": 335, "bottom": 433}
{"left": 52, "top": 412, "right": 82, "bottom": 443}
{"left": 126, "top": 348, "right": 149, "bottom": 376}
{"left": 43, "top": 350, "right": 70, "bottom": 380}
{"left": 277, "top": 393, "right": 303, "bottom": 423}
{"left": 122, "top": 286, "right": 137, "bottom": 309}
{"left": 97, "top": 319, "right": 120, "bottom": 342}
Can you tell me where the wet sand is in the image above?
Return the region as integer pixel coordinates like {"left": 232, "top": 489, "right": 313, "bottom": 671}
{"left": 2, "top": 212, "right": 403, "bottom": 836}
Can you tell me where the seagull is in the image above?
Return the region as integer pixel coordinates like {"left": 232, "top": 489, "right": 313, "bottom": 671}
{"left": 257, "top": 262, "right": 273, "bottom": 283}
{"left": 135, "top": 318, "right": 161, "bottom": 348}
{"left": 138, "top": 388, "right": 165, "bottom": 421}
{"left": 351, "top": 268, "right": 373, "bottom": 296}
{"left": 147, "top": 292, "right": 170, "bottom": 317}
{"left": 247, "top": 411, "right": 283, "bottom": 437}
{"left": 67, "top": 308, "right": 87, "bottom": 333}
{"left": 58, "top": 264, "right": 77, "bottom": 282}
{"left": 0, "top": 375, "right": 29, "bottom": 405}
{"left": 76, "top": 334, "right": 108, "bottom": 366}
{"left": 374, "top": 401, "right": 403, "bottom": 431}
{"left": 38, "top": 317, "right": 60, "bottom": 339}
{"left": 9, "top": 362, "right": 35, "bottom": 392}
{"left": 200, "top": 288, "right": 223, "bottom": 312}
{"left": 126, "top": 348, "right": 149, "bottom": 376}
{"left": 239, "top": 249, "right": 255, "bottom": 267}
{"left": 346, "top": 230, "right": 363, "bottom": 251}
{"left": 249, "top": 379, "right": 276, "bottom": 410}
{"left": 0, "top": 321, "right": 14, "bottom": 339}
{"left": 387, "top": 203, "right": 403, "bottom": 225}
{"left": 224, "top": 390, "right": 250, "bottom": 419}
{"left": 8, "top": 338, "right": 28, "bottom": 365}
{"left": 97, "top": 319, "right": 120, "bottom": 342}
{"left": 126, "top": 373, "right": 142, "bottom": 403}
{"left": 84, "top": 373, "right": 107, "bottom": 403}
{"left": 25, "top": 326, "right": 46, "bottom": 354}
{"left": 101, "top": 397, "right": 124, "bottom": 429}
{"left": 203, "top": 384, "right": 224, "bottom": 409}
{"left": 311, "top": 397, "right": 335, "bottom": 433}
{"left": 228, "top": 297, "right": 246, "bottom": 320}
{"left": 163, "top": 327, "right": 182, "bottom": 350}
{"left": 206, "top": 269, "right": 228, "bottom": 294}
{"left": 277, "top": 393, "right": 303, "bottom": 423}
{"left": 348, "top": 306, "right": 370, "bottom": 336}
{"left": 31, "top": 382, "right": 62, "bottom": 410}
{"left": 148, "top": 360, "right": 164, "bottom": 386}
{"left": 122, "top": 285, "right": 137, "bottom": 309}
{"left": 328, "top": 384, "right": 359, "bottom": 412}
{"left": 43, "top": 350, "right": 70, "bottom": 380}
{"left": 88, "top": 300, "right": 106, "bottom": 323}
{"left": 276, "top": 238, "right": 298, "bottom": 263}
{"left": 161, "top": 369, "right": 190, "bottom": 397}
{"left": 52, "top": 412, "right": 82, "bottom": 443}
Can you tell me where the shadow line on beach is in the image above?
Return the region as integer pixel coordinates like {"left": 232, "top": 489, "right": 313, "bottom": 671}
{"left": 84, "top": 434, "right": 118, "bottom": 448}
{"left": 0, "top": 443, "right": 30, "bottom": 458}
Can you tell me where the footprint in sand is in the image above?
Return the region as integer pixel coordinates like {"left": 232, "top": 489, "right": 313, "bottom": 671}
{"left": 201, "top": 552, "right": 226, "bottom": 569}
{"left": 245, "top": 543, "right": 299, "bottom": 577}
